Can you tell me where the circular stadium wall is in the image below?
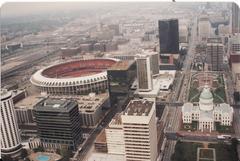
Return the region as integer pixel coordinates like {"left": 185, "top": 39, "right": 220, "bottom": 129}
{"left": 30, "top": 59, "right": 118, "bottom": 95}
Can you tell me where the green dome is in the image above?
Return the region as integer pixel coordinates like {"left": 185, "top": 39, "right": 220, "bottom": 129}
{"left": 200, "top": 86, "right": 213, "bottom": 100}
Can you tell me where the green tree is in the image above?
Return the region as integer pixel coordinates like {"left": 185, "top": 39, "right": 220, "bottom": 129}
{"left": 59, "top": 147, "right": 74, "bottom": 161}
{"left": 33, "top": 146, "right": 44, "bottom": 152}
{"left": 2, "top": 155, "right": 14, "bottom": 161}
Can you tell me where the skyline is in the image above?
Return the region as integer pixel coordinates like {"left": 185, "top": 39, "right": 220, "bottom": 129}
{"left": 1, "top": 1, "right": 240, "bottom": 161}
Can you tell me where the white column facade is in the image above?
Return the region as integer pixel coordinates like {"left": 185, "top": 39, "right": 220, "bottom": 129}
{"left": 1, "top": 90, "right": 22, "bottom": 156}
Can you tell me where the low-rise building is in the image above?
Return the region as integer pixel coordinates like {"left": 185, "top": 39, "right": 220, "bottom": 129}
{"left": 78, "top": 93, "right": 108, "bottom": 128}
{"left": 50, "top": 93, "right": 109, "bottom": 128}
{"left": 105, "top": 113, "right": 125, "bottom": 155}
{"left": 12, "top": 89, "right": 27, "bottom": 104}
{"left": 94, "top": 129, "right": 107, "bottom": 153}
{"left": 14, "top": 94, "right": 43, "bottom": 138}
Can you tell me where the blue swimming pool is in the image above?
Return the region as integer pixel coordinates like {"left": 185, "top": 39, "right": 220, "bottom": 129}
{"left": 36, "top": 155, "right": 50, "bottom": 161}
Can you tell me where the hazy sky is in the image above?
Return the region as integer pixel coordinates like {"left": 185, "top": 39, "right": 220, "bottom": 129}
{"left": 1, "top": 2, "right": 115, "bottom": 18}
{"left": 1, "top": 1, "right": 233, "bottom": 19}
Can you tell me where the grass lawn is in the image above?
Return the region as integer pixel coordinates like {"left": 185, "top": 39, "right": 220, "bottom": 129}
{"left": 171, "top": 141, "right": 238, "bottom": 161}
{"left": 188, "top": 73, "right": 227, "bottom": 104}
{"left": 188, "top": 87, "right": 199, "bottom": 102}
{"left": 208, "top": 142, "right": 238, "bottom": 161}
{"left": 183, "top": 121, "right": 198, "bottom": 131}
{"left": 213, "top": 86, "right": 226, "bottom": 103}
{"left": 171, "top": 141, "right": 203, "bottom": 161}
{"left": 199, "top": 149, "right": 214, "bottom": 159}
{"left": 217, "top": 75, "right": 224, "bottom": 86}
{"left": 215, "top": 122, "right": 234, "bottom": 133}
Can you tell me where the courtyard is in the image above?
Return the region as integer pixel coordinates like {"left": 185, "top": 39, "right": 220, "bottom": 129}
{"left": 188, "top": 72, "right": 226, "bottom": 103}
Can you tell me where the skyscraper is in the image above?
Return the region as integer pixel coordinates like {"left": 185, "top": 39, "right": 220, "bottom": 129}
{"left": 1, "top": 89, "right": 22, "bottom": 158}
{"left": 121, "top": 99, "right": 158, "bottom": 161}
{"left": 231, "top": 35, "right": 240, "bottom": 53}
{"left": 144, "top": 50, "right": 160, "bottom": 76}
{"left": 198, "top": 16, "right": 211, "bottom": 41}
{"left": 158, "top": 19, "right": 179, "bottom": 54}
{"left": 206, "top": 41, "right": 224, "bottom": 71}
{"left": 107, "top": 60, "right": 136, "bottom": 107}
{"left": 232, "top": 3, "right": 240, "bottom": 34}
{"left": 136, "top": 55, "right": 153, "bottom": 92}
{"left": 34, "top": 98, "right": 82, "bottom": 150}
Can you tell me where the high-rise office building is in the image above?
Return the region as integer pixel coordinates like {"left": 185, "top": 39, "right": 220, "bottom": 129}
{"left": 206, "top": 42, "right": 224, "bottom": 71}
{"left": 229, "top": 35, "right": 240, "bottom": 102}
{"left": 34, "top": 98, "right": 82, "bottom": 150}
{"left": 144, "top": 50, "right": 160, "bottom": 76}
{"left": 136, "top": 55, "right": 153, "bottom": 92}
{"left": 158, "top": 19, "right": 179, "bottom": 54}
{"left": 121, "top": 99, "right": 158, "bottom": 161}
{"left": 198, "top": 16, "right": 211, "bottom": 41}
{"left": 1, "top": 89, "right": 22, "bottom": 158}
{"left": 232, "top": 3, "right": 240, "bottom": 34}
{"left": 107, "top": 60, "right": 136, "bottom": 107}
{"left": 231, "top": 35, "right": 240, "bottom": 53}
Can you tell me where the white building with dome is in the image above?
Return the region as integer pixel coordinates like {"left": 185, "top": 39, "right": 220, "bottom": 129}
{"left": 182, "top": 86, "right": 233, "bottom": 132}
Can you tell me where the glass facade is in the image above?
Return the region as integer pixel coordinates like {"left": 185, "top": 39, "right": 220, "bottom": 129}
{"left": 158, "top": 19, "right": 179, "bottom": 54}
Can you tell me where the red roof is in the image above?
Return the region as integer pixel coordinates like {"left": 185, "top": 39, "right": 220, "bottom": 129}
{"left": 230, "top": 54, "right": 240, "bottom": 64}
{"left": 42, "top": 59, "right": 116, "bottom": 78}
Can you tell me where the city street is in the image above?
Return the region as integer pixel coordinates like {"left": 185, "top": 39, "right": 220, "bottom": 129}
{"left": 165, "top": 106, "right": 181, "bottom": 132}
{"left": 233, "top": 108, "right": 240, "bottom": 137}
{"left": 162, "top": 16, "right": 199, "bottom": 161}
{"left": 72, "top": 107, "right": 119, "bottom": 161}
{"left": 162, "top": 140, "right": 176, "bottom": 161}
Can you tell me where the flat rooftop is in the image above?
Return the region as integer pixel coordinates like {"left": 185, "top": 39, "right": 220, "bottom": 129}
{"left": 134, "top": 71, "right": 175, "bottom": 97}
{"left": 108, "top": 60, "right": 135, "bottom": 71}
{"left": 124, "top": 99, "right": 153, "bottom": 116}
{"left": 108, "top": 113, "right": 122, "bottom": 128}
{"left": 158, "top": 70, "right": 175, "bottom": 90}
{"left": 34, "top": 98, "right": 77, "bottom": 112}
{"left": 15, "top": 94, "right": 43, "bottom": 109}
{"left": 88, "top": 153, "right": 124, "bottom": 161}
{"left": 1, "top": 89, "right": 11, "bottom": 100}
{"left": 95, "top": 129, "right": 106, "bottom": 144}
{"left": 49, "top": 93, "right": 108, "bottom": 113}
{"left": 134, "top": 78, "right": 161, "bottom": 97}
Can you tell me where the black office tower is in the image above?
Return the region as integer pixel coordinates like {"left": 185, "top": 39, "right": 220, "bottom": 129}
{"left": 34, "top": 98, "right": 82, "bottom": 150}
{"left": 158, "top": 19, "right": 179, "bottom": 54}
{"left": 107, "top": 60, "right": 136, "bottom": 109}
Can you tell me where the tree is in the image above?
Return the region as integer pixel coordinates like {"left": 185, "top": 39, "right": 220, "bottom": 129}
{"left": 33, "top": 146, "right": 44, "bottom": 153}
{"left": 21, "top": 149, "right": 28, "bottom": 158}
{"left": 59, "top": 147, "right": 74, "bottom": 161}
{"left": 56, "top": 148, "right": 61, "bottom": 155}
{"left": 2, "top": 155, "right": 14, "bottom": 161}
